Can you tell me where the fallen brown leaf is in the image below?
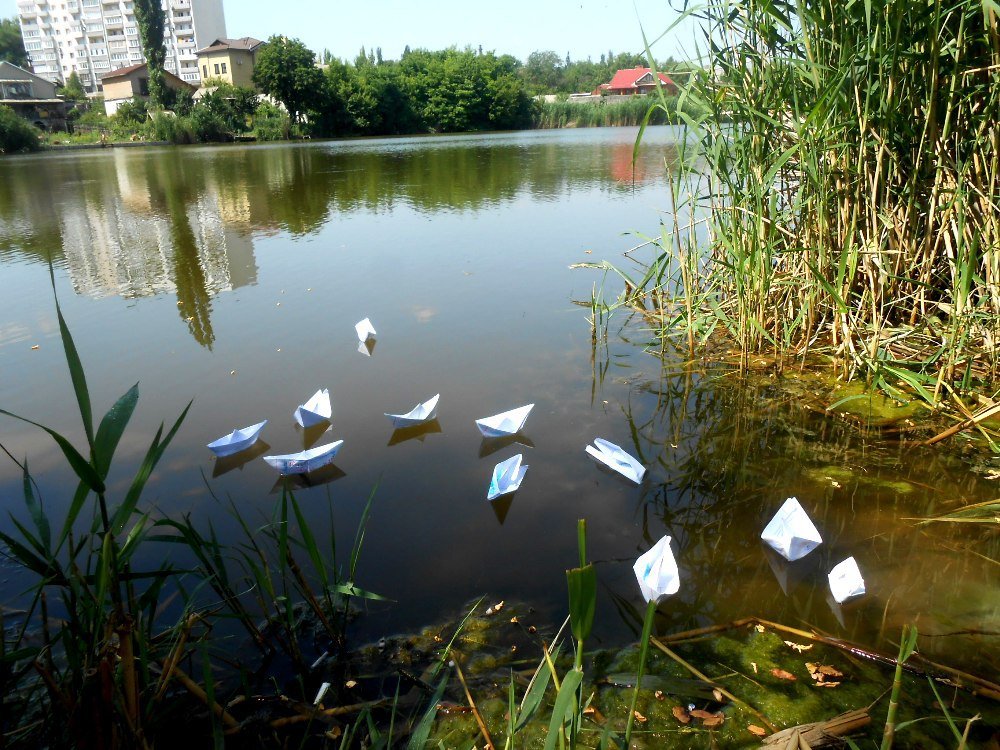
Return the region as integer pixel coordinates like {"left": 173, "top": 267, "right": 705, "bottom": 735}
{"left": 702, "top": 716, "right": 724, "bottom": 728}
{"left": 654, "top": 690, "right": 665, "bottom": 701}
{"left": 672, "top": 706, "right": 691, "bottom": 724}
{"left": 771, "top": 668, "right": 797, "bottom": 681}
{"left": 633, "top": 710, "right": 647, "bottom": 724}
{"left": 690, "top": 709, "right": 718, "bottom": 720}
{"left": 748, "top": 725, "right": 768, "bottom": 737}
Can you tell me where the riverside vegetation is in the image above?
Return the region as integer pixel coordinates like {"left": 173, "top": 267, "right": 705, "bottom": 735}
{"left": 593, "top": 0, "right": 999, "bottom": 415}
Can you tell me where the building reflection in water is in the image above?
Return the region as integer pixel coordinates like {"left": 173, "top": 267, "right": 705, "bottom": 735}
{"left": 56, "top": 150, "right": 258, "bottom": 349}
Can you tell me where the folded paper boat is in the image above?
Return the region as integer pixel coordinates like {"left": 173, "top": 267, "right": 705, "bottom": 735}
{"left": 828, "top": 556, "right": 866, "bottom": 603}
{"left": 475, "top": 404, "right": 534, "bottom": 438}
{"left": 263, "top": 440, "right": 343, "bottom": 475}
{"left": 585, "top": 438, "right": 646, "bottom": 483}
{"left": 355, "top": 318, "right": 376, "bottom": 343}
{"left": 633, "top": 535, "right": 680, "bottom": 604}
{"left": 385, "top": 393, "right": 439, "bottom": 429}
{"left": 760, "top": 497, "right": 823, "bottom": 561}
{"left": 207, "top": 420, "right": 267, "bottom": 458}
{"left": 487, "top": 453, "right": 528, "bottom": 501}
{"left": 294, "top": 388, "right": 332, "bottom": 428}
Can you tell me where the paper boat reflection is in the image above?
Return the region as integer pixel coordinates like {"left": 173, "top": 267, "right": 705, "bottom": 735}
{"left": 478, "top": 433, "right": 535, "bottom": 459}
{"left": 585, "top": 438, "right": 645, "bottom": 483}
{"left": 387, "top": 419, "right": 442, "bottom": 446}
{"left": 385, "top": 393, "right": 439, "bottom": 429}
{"left": 761, "top": 497, "right": 823, "bottom": 561}
{"left": 763, "top": 546, "right": 820, "bottom": 596}
{"left": 294, "top": 389, "right": 332, "bottom": 428}
{"left": 490, "top": 494, "right": 515, "bottom": 525}
{"left": 271, "top": 463, "right": 346, "bottom": 493}
{"left": 212, "top": 440, "right": 270, "bottom": 477}
{"left": 263, "top": 440, "right": 343, "bottom": 475}
{"left": 300, "top": 422, "right": 331, "bottom": 449}
{"left": 358, "top": 339, "right": 376, "bottom": 357}
{"left": 207, "top": 420, "right": 267, "bottom": 457}
{"left": 355, "top": 317, "right": 376, "bottom": 343}
{"left": 475, "top": 404, "right": 534, "bottom": 438}
{"left": 487, "top": 453, "right": 528, "bottom": 501}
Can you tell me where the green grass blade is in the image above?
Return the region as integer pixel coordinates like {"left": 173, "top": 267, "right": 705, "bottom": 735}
{"left": 542, "top": 668, "right": 584, "bottom": 750}
{"left": 93, "top": 383, "right": 139, "bottom": 480}
{"left": 566, "top": 563, "right": 596, "bottom": 645}
{"left": 405, "top": 671, "right": 449, "bottom": 750}
{"left": 21, "top": 460, "right": 50, "bottom": 553}
{"left": 54, "top": 302, "right": 95, "bottom": 452}
{"left": 0, "top": 409, "right": 104, "bottom": 493}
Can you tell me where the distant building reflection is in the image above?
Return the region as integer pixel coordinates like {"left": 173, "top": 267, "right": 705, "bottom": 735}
{"left": 57, "top": 150, "right": 258, "bottom": 349}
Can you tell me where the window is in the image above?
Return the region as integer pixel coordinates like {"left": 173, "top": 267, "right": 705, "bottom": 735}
{"left": 220, "top": 62, "right": 226, "bottom": 73}
{"left": 213, "top": 63, "right": 219, "bottom": 74}
{"left": 202, "top": 64, "right": 207, "bottom": 76}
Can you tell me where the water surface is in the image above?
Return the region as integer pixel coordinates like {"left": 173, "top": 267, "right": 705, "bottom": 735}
{"left": 0, "top": 128, "right": 995, "bottom": 673}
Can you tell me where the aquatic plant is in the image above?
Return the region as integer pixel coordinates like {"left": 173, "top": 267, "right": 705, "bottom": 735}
{"left": 600, "top": 0, "right": 1000, "bottom": 404}
{"left": 0, "top": 276, "right": 191, "bottom": 746}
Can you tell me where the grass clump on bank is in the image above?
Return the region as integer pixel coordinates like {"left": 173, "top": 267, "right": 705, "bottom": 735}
{"left": 601, "top": 0, "right": 1000, "bottom": 407}
{"left": 534, "top": 95, "right": 707, "bottom": 129}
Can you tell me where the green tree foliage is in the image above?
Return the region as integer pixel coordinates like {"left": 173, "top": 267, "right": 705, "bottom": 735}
{"left": 60, "top": 71, "right": 87, "bottom": 101}
{"left": 114, "top": 97, "right": 148, "bottom": 126}
{"left": 0, "top": 104, "right": 40, "bottom": 153}
{"left": 253, "top": 35, "right": 325, "bottom": 123}
{"left": 519, "top": 49, "right": 670, "bottom": 94}
{"left": 133, "top": 0, "right": 166, "bottom": 106}
{"left": 319, "top": 47, "right": 536, "bottom": 136}
{"left": 0, "top": 17, "right": 28, "bottom": 68}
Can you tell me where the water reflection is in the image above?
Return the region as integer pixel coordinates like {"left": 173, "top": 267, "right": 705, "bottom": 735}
{"left": 211, "top": 441, "right": 271, "bottom": 477}
{"left": 0, "top": 131, "right": 678, "bottom": 345}
{"left": 478, "top": 433, "right": 534, "bottom": 459}
{"left": 387, "top": 419, "right": 443, "bottom": 447}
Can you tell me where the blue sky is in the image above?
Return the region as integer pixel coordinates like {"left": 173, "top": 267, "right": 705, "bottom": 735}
{"left": 3, "top": 0, "right": 701, "bottom": 63}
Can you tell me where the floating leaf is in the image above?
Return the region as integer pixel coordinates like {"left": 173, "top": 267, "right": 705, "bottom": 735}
{"left": 633, "top": 710, "right": 647, "bottom": 724}
{"left": 672, "top": 706, "right": 691, "bottom": 724}
{"left": 748, "top": 725, "right": 768, "bottom": 737}
{"left": 771, "top": 668, "right": 797, "bottom": 681}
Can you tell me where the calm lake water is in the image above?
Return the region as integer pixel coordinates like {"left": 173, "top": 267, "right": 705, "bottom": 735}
{"left": 0, "top": 128, "right": 995, "bottom": 673}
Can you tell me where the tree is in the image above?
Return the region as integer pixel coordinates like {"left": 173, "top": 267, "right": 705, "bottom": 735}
{"left": 60, "top": 71, "right": 86, "bottom": 101}
{"left": 133, "top": 0, "right": 166, "bottom": 106}
{"left": 0, "top": 18, "right": 28, "bottom": 68}
{"left": 0, "top": 104, "right": 40, "bottom": 153}
{"left": 252, "top": 36, "right": 325, "bottom": 124}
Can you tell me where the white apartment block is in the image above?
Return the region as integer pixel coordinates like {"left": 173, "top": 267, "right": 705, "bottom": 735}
{"left": 17, "top": 0, "right": 226, "bottom": 90}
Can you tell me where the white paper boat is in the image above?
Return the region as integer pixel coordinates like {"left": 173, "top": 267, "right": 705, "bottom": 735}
{"left": 263, "top": 440, "right": 343, "bottom": 475}
{"left": 385, "top": 393, "right": 439, "bottom": 429}
{"left": 633, "top": 535, "right": 680, "bottom": 604}
{"left": 355, "top": 318, "right": 376, "bottom": 343}
{"left": 487, "top": 453, "right": 528, "bottom": 501}
{"left": 475, "top": 404, "right": 534, "bottom": 438}
{"left": 760, "top": 497, "right": 823, "bottom": 561}
{"left": 828, "top": 556, "right": 866, "bottom": 603}
{"left": 294, "top": 388, "right": 332, "bottom": 428}
{"left": 585, "top": 438, "right": 645, "bottom": 483}
{"left": 207, "top": 420, "right": 267, "bottom": 457}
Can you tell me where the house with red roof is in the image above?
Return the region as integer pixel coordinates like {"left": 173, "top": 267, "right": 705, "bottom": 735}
{"left": 595, "top": 67, "right": 677, "bottom": 96}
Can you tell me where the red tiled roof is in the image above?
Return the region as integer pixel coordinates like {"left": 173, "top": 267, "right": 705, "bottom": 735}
{"left": 195, "top": 37, "right": 264, "bottom": 55}
{"left": 607, "top": 67, "right": 674, "bottom": 90}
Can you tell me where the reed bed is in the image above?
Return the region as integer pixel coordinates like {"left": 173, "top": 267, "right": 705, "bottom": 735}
{"left": 535, "top": 96, "right": 704, "bottom": 129}
{"left": 612, "top": 0, "right": 1000, "bottom": 403}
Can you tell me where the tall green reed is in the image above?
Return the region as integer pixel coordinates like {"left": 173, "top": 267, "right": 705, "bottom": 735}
{"left": 0, "top": 274, "right": 190, "bottom": 746}
{"left": 604, "top": 0, "right": 1000, "bottom": 402}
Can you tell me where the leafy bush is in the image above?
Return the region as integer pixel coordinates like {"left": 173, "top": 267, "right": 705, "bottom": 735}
{"left": 150, "top": 112, "right": 194, "bottom": 144}
{"left": 187, "top": 106, "right": 229, "bottom": 142}
{"left": 0, "top": 105, "right": 41, "bottom": 153}
{"left": 76, "top": 100, "right": 110, "bottom": 128}
{"left": 113, "top": 97, "right": 148, "bottom": 126}
{"left": 252, "top": 100, "right": 290, "bottom": 141}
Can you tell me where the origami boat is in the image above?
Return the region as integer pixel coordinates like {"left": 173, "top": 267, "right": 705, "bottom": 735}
{"left": 585, "top": 438, "right": 646, "bottom": 483}
{"left": 263, "top": 440, "right": 343, "bottom": 475}
{"left": 294, "top": 388, "right": 332, "bottom": 428}
{"left": 385, "top": 393, "right": 439, "bottom": 429}
{"left": 475, "top": 404, "right": 534, "bottom": 438}
{"left": 207, "top": 420, "right": 267, "bottom": 458}
{"left": 487, "top": 453, "right": 528, "bottom": 501}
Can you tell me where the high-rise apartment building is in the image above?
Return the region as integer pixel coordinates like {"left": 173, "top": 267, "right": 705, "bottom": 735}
{"left": 16, "top": 0, "right": 226, "bottom": 91}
